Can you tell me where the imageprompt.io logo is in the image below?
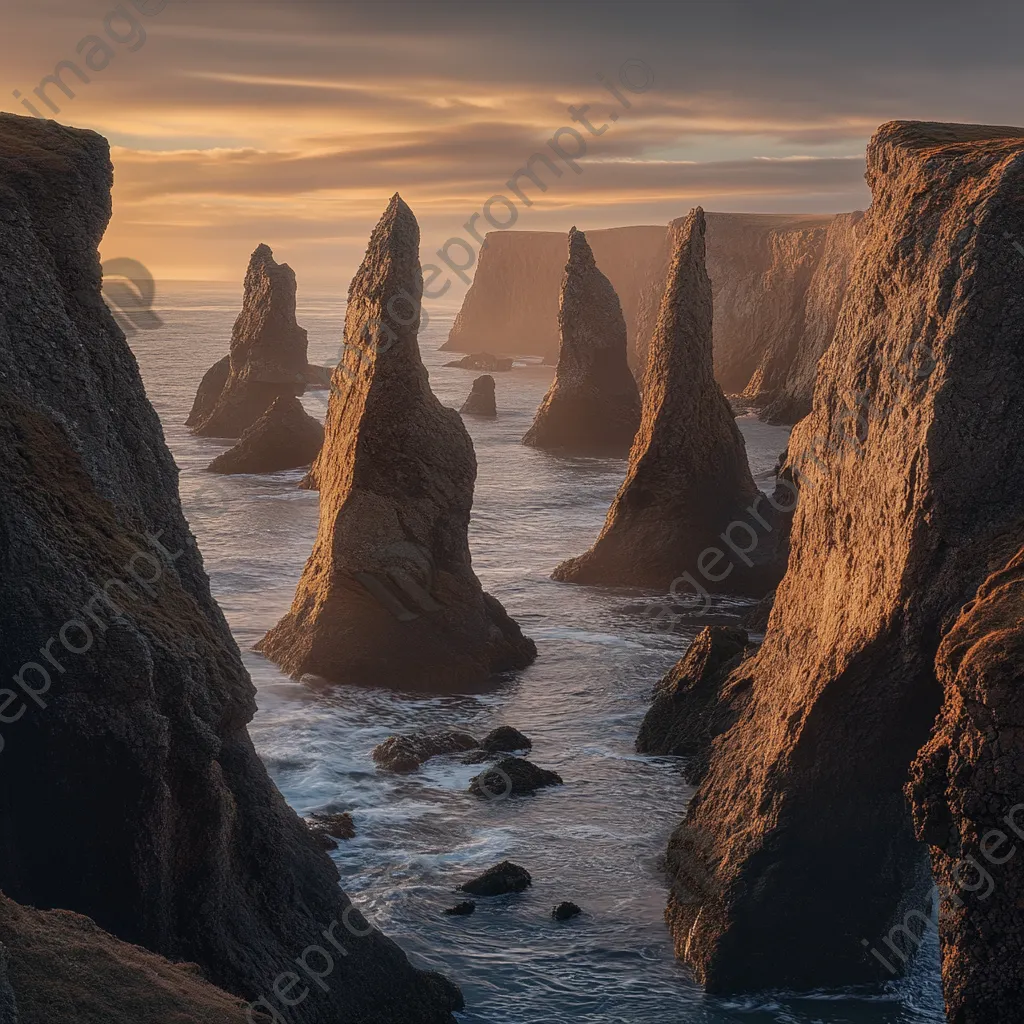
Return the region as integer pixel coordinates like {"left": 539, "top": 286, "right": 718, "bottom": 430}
{"left": 101, "top": 258, "right": 163, "bottom": 338}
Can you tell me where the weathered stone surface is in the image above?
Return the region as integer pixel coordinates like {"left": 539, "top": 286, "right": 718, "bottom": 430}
{"left": 553, "top": 209, "right": 782, "bottom": 593}
{"left": 257, "top": 195, "right": 536, "bottom": 690}
{"left": 307, "top": 811, "right": 356, "bottom": 841}
{"left": 459, "top": 375, "right": 496, "bottom": 417}
{"left": 444, "top": 352, "right": 513, "bottom": 371}
{"left": 207, "top": 394, "right": 323, "bottom": 474}
{"left": 663, "top": 121, "right": 1024, "bottom": 997}
{"left": 635, "top": 626, "right": 753, "bottom": 783}
{"left": 0, "top": 114, "right": 460, "bottom": 1023}
{"left": 372, "top": 732, "right": 480, "bottom": 773}
{"left": 908, "top": 543, "right": 1024, "bottom": 1023}
{"left": 458, "top": 862, "right": 532, "bottom": 897}
{"left": 189, "top": 244, "right": 309, "bottom": 437}
{"left": 481, "top": 726, "right": 531, "bottom": 753}
{"left": 468, "top": 757, "right": 563, "bottom": 798}
{"left": 523, "top": 228, "right": 640, "bottom": 456}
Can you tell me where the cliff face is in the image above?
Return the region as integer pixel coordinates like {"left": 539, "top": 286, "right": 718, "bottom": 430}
{"left": 0, "top": 114, "right": 459, "bottom": 1023}
{"left": 909, "top": 543, "right": 1024, "bottom": 1023}
{"left": 662, "top": 121, "right": 1024, "bottom": 995}
{"left": 522, "top": 228, "right": 640, "bottom": 456}
{"left": 258, "top": 195, "right": 536, "bottom": 689}
{"left": 207, "top": 394, "right": 323, "bottom": 474}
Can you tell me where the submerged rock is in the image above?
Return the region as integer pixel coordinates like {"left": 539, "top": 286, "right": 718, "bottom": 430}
{"left": 207, "top": 394, "right": 323, "bottom": 474}
{"left": 459, "top": 375, "right": 496, "bottom": 418}
{"left": 522, "top": 228, "right": 640, "bottom": 456}
{"left": 481, "top": 726, "right": 532, "bottom": 753}
{"left": 468, "top": 757, "right": 563, "bottom": 798}
{"left": 256, "top": 196, "right": 536, "bottom": 690}
{"left": 443, "top": 902, "right": 476, "bottom": 917}
{"left": 0, "top": 114, "right": 461, "bottom": 1023}
{"left": 552, "top": 902, "right": 582, "bottom": 921}
{"left": 189, "top": 244, "right": 310, "bottom": 437}
{"left": 458, "top": 862, "right": 532, "bottom": 897}
{"left": 444, "top": 352, "right": 513, "bottom": 372}
{"left": 553, "top": 209, "right": 783, "bottom": 593}
{"left": 308, "top": 811, "right": 356, "bottom": 841}
{"left": 372, "top": 732, "right": 479, "bottom": 773}
{"left": 663, "top": 121, "right": 1024, "bottom": 998}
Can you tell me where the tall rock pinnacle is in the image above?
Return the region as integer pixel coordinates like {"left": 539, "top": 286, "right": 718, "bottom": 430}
{"left": 553, "top": 208, "right": 778, "bottom": 593}
{"left": 257, "top": 195, "right": 536, "bottom": 689}
{"left": 523, "top": 227, "right": 640, "bottom": 455}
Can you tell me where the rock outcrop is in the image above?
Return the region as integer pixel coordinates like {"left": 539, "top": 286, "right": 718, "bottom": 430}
{"left": 909, "top": 543, "right": 1024, "bottom": 1023}
{"left": 481, "top": 726, "right": 531, "bottom": 753}
{"left": 257, "top": 195, "right": 536, "bottom": 689}
{"left": 0, "top": 114, "right": 460, "bottom": 1023}
{"left": 372, "top": 732, "right": 479, "bottom": 773}
{"left": 188, "top": 244, "right": 310, "bottom": 437}
{"left": 662, "top": 121, "right": 1024, "bottom": 997}
{"left": 207, "top": 394, "right": 323, "bottom": 474}
{"left": 522, "top": 228, "right": 640, "bottom": 456}
{"left": 458, "top": 862, "right": 532, "bottom": 897}
{"left": 468, "top": 757, "right": 563, "bottom": 798}
{"left": 552, "top": 209, "right": 782, "bottom": 593}
{"left": 459, "top": 375, "right": 496, "bottom": 417}
{"left": 445, "top": 352, "right": 513, "bottom": 372}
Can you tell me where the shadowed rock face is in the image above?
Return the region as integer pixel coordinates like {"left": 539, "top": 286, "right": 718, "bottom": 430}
{"left": 909, "top": 543, "right": 1024, "bottom": 1024}
{"left": 522, "top": 228, "right": 640, "bottom": 456}
{"left": 459, "top": 375, "right": 496, "bottom": 417}
{"left": 207, "top": 394, "right": 323, "bottom": 474}
{"left": 0, "top": 114, "right": 460, "bottom": 1024}
{"left": 552, "top": 209, "right": 780, "bottom": 593}
{"left": 257, "top": 195, "right": 536, "bottom": 690}
{"left": 189, "top": 244, "right": 309, "bottom": 437}
{"left": 663, "top": 121, "right": 1024, "bottom": 997}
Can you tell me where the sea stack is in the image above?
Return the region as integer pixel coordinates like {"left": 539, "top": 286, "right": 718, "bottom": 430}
{"left": 553, "top": 208, "right": 778, "bottom": 593}
{"left": 460, "top": 375, "right": 496, "bottom": 418}
{"left": 0, "top": 114, "right": 460, "bottom": 1023}
{"left": 257, "top": 195, "right": 536, "bottom": 689}
{"left": 187, "top": 244, "right": 309, "bottom": 437}
{"left": 662, "top": 122, "right": 1024, "bottom": 997}
{"left": 523, "top": 227, "right": 640, "bottom": 456}
{"left": 207, "top": 394, "right": 323, "bottom": 474}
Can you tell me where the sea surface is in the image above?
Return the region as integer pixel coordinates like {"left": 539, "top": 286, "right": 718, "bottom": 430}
{"left": 132, "top": 281, "right": 946, "bottom": 1024}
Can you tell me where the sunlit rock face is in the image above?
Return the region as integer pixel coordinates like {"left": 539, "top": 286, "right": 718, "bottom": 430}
{"left": 662, "top": 121, "right": 1024, "bottom": 998}
{"left": 553, "top": 209, "right": 783, "bottom": 594}
{"left": 0, "top": 114, "right": 461, "bottom": 1024}
{"left": 522, "top": 228, "right": 640, "bottom": 456}
{"left": 187, "top": 244, "right": 310, "bottom": 437}
{"left": 258, "top": 195, "right": 536, "bottom": 691}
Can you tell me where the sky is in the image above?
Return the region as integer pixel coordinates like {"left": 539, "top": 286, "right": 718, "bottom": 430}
{"left": 3, "top": 0, "right": 1024, "bottom": 289}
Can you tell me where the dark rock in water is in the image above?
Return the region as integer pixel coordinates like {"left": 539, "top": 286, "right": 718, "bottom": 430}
{"left": 443, "top": 902, "right": 476, "bottom": 917}
{"left": 189, "top": 244, "right": 310, "bottom": 438}
{"left": 664, "top": 121, "right": 1024, "bottom": 998}
{"left": 372, "top": 732, "right": 479, "bottom": 773}
{"left": 459, "top": 375, "right": 496, "bottom": 417}
{"left": 522, "top": 227, "right": 640, "bottom": 456}
{"left": 469, "top": 757, "right": 563, "bottom": 798}
{"left": 552, "top": 208, "right": 785, "bottom": 595}
{"left": 445, "top": 352, "right": 514, "bottom": 372}
{"left": 481, "top": 726, "right": 532, "bottom": 753}
{"left": 308, "top": 811, "right": 356, "bottom": 841}
{"left": 458, "top": 862, "right": 532, "bottom": 897}
{"left": 909, "top": 543, "right": 1024, "bottom": 1023}
{"left": 257, "top": 195, "right": 536, "bottom": 690}
{"left": 636, "top": 627, "right": 753, "bottom": 782}
{"left": 0, "top": 114, "right": 461, "bottom": 1022}
{"left": 552, "top": 902, "right": 582, "bottom": 921}
{"left": 207, "top": 395, "right": 323, "bottom": 474}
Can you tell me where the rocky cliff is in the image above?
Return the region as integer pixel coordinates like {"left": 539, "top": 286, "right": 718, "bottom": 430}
{"left": 661, "top": 121, "right": 1024, "bottom": 996}
{"left": 258, "top": 195, "right": 536, "bottom": 689}
{"left": 522, "top": 227, "right": 640, "bottom": 456}
{"left": 0, "top": 114, "right": 460, "bottom": 1023}
{"left": 207, "top": 394, "right": 323, "bottom": 474}
{"left": 188, "top": 244, "right": 310, "bottom": 437}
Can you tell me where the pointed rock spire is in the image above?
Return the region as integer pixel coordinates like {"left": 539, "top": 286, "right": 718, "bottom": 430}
{"left": 523, "top": 227, "right": 640, "bottom": 455}
{"left": 257, "top": 195, "right": 536, "bottom": 689}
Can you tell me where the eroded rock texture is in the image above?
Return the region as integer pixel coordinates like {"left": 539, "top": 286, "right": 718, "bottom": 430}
{"left": 188, "top": 244, "right": 309, "bottom": 437}
{"left": 258, "top": 195, "right": 536, "bottom": 689}
{"left": 0, "top": 114, "right": 460, "bottom": 1023}
{"left": 522, "top": 228, "right": 640, "bottom": 456}
{"left": 460, "top": 375, "right": 496, "bottom": 417}
{"left": 207, "top": 394, "right": 323, "bottom": 474}
{"left": 909, "top": 543, "right": 1024, "bottom": 1023}
{"left": 664, "top": 121, "right": 1024, "bottom": 996}
{"left": 552, "top": 209, "right": 780, "bottom": 593}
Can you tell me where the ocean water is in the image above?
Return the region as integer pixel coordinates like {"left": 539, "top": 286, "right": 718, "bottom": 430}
{"left": 132, "top": 281, "right": 946, "bottom": 1024}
